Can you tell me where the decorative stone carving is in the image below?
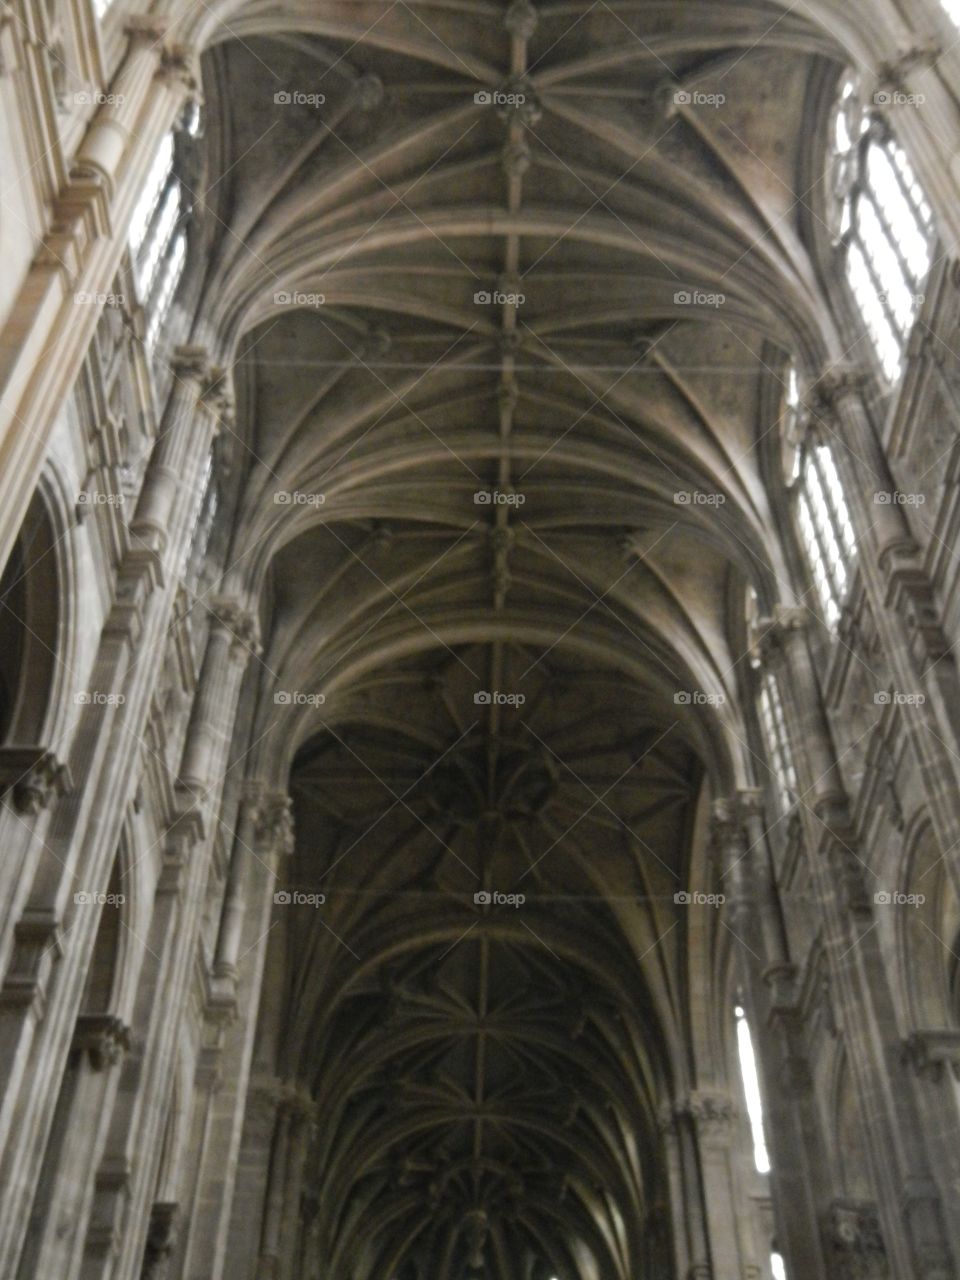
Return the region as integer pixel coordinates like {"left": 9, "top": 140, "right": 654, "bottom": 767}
{"left": 0, "top": 747, "right": 72, "bottom": 814}
{"left": 140, "top": 1200, "right": 178, "bottom": 1279}
{"left": 501, "top": 138, "right": 531, "bottom": 180}
{"left": 824, "top": 1200, "right": 889, "bottom": 1279}
{"left": 497, "top": 77, "right": 541, "bottom": 126}
{"left": 901, "top": 1030, "right": 960, "bottom": 1083}
{"left": 0, "top": 910, "right": 62, "bottom": 1011}
{"left": 73, "top": 1014, "right": 132, "bottom": 1070}
{"left": 209, "top": 597, "right": 262, "bottom": 658}
{"left": 245, "top": 785, "right": 296, "bottom": 856}
{"left": 504, "top": 0, "right": 538, "bottom": 39}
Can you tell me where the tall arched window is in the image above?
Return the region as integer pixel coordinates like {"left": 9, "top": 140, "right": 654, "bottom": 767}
{"left": 830, "top": 76, "right": 934, "bottom": 382}
{"left": 129, "top": 116, "right": 197, "bottom": 349}
{"left": 783, "top": 367, "right": 857, "bottom": 629}
{"left": 747, "top": 589, "right": 797, "bottom": 812}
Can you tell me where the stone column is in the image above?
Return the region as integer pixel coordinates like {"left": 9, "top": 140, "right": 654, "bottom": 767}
{"left": 713, "top": 791, "right": 832, "bottom": 1280}
{"left": 760, "top": 609, "right": 957, "bottom": 1280}
{"left": 176, "top": 788, "right": 293, "bottom": 1280}
{"left": 803, "top": 371, "right": 960, "bottom": 901}
{"left": 177, "top": 598, "right": 261, "bottom": 803}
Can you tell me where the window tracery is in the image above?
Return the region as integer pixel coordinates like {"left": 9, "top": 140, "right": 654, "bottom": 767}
{"left": 829, "top": 76, "right": 934, "bottom": 382}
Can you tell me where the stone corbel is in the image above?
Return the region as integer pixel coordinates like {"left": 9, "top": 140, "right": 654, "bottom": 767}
{"left": 824, "top": 1199, "right": 888, "bottom": 1278}
{"left": 879, "top": 543, "right": 951, "bottom": 666}
{"left": 802, "top": 365, "right": 871, "bottom": 430}
{"left": 0, "top": 909, "right": 62, "bottom": 1012}
{"left": 141, "top": 1201, "right": 179, "bottom": 1280}
{"left": 0, "top": 746, "right": 72, "bottom": 814}
{"left": 73, "top": 1013, "right": 131, "bottom": 1070}
{"left": 245, "top": 784, "right": 295, "bottom": 857}
{"left": 209, "top": 597, "right": 261, "bottom": 659}
{"left": 875, "top": 43, "right": 941, "bottom": 96}
{"left": 901, "top": 1030, "right": 960, "bottom": 1083}
{"left": 158, "top": 42, "right": 200, "bottom": 93}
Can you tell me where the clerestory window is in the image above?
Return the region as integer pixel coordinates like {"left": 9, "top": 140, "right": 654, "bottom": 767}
{"left": 830, "top": 76, "right": 934, "bottom": 383}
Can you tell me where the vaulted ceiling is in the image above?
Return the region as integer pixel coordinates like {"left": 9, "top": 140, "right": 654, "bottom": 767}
{"left": 193, "top": 2, "right": 845, "bottom": 1275}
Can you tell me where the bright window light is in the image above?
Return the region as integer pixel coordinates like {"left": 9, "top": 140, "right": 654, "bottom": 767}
{"left": 771, "top": 1251, "right": 787, "bottom": 1279}
{"left": 735, "top": 1005, "right": 770, "bottom": 1173}
{"left": 831, "top": 76, "right": 933, "bottom": 383}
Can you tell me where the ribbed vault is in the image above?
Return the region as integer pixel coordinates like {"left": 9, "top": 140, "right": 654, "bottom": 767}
{"left": 193, "top": 1, "right": 849, "bottom": 1275}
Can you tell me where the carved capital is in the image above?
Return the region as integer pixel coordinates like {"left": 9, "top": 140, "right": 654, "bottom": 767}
{"left": 804, "top": 366, "right": 871, "bottom": 424}
{"left": 170, "top": 345, "right": 212, "bottom": 382}
{"left": 209, "top": 597, "right": 261, "bottom": 657}
{"left": 666, "top": 1091, "right": 738, "bottom": 1142}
